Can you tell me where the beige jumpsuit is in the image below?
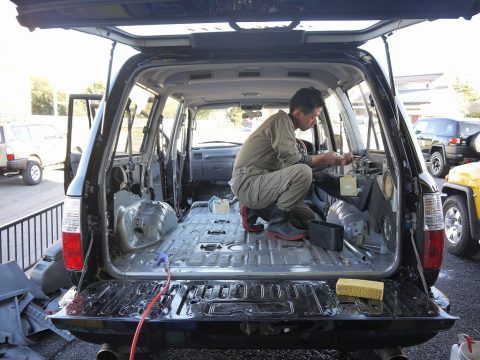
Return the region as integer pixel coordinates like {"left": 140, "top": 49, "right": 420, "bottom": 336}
{"left": 230, "top": 110, "right": 315, "bottom": 229}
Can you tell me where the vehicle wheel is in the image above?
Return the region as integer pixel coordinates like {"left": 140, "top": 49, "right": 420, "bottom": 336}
{"left": 429, "top": 151, "right": 448, "bottom": 178}
{"left": 22, "top": 160, "right": 42, "bottom": 185}
{"left": 443, "top": 195, "right": 480, "bottom": 257}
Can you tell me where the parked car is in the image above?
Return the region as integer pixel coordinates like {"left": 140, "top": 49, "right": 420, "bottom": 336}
{"left": 442, "top": 162, "right": 480, "bottom": 257}
{"left": 0, "top": 121, "right": 65, "bottom": 185}
{"left": 12, "top": 0, "right": 480, "bottom": 358}
{"left": 413, "top": 117, "right": 480, "bottom": 178}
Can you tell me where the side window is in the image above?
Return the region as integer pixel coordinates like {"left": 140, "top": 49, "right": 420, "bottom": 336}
{"left": 347, "top": 82, "right": 384, "bottom": 151}
{"left": 162, "top": 96, "right": 180, "bottom": 141}
{"left": 324, "top": 94, "right": 350, "bottom": 153}
{"left": 114, "top": 84, "right": 155, "bottom": 156}
{"left": 414, "top": 120, "right": 428, "bottom": 133}
{"left": 0, "top": 127, "right": 5, "bottom": 143}
{"left": 317, "top": 111, "right": 333, "bottom": 151}
{"left": 11, "top": 125, "right": 31, "bottom": 142}
{"left": 175, "top": 113, "right": 187, "bottom": 154}
{"left": 296, "top": 128, "right": 314, "bottom": 144}
{"left": 44, "top": 125, "right": 61, "bottom": 138}
{"left": 28, "top": 125, "right": 48, "bottom": 141}
{"left": 425, "top": 120, "right": 438, "bottom": 134}
{"left": 443, "top": 120, "right": 457, "bottom": 137}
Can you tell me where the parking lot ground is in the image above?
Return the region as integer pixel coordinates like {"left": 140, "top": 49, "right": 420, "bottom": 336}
{"left": 0, "top": 165, "right": 65, "bottom": 226}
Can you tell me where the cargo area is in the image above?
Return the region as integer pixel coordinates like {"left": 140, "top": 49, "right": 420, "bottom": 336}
{"left": 110, "top": 195, "right": 396, "bottom": 279}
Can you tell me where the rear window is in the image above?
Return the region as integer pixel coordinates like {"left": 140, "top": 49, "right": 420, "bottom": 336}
{"left": 0, "top": 126, "right": 4, "bottom": 143}
{"left": 460, "top": 121, "right": 480, "bottom": 137}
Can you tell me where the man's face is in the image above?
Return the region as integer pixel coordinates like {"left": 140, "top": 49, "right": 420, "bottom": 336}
{"left": 292, "top": 107, "right": 321, "bottom": 131}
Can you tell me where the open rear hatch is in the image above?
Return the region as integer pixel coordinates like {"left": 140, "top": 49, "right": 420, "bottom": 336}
{"left": 11, "top": 0, "right": 480, "bottom": 49}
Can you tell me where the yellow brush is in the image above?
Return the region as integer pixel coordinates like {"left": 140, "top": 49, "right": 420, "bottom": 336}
{"left": 336, "top": 278, "right": 384, "bottom": 300}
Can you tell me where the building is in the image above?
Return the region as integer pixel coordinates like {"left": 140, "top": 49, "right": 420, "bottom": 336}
{"left": 395, "top": 73, "right": 467, "bottom": 123}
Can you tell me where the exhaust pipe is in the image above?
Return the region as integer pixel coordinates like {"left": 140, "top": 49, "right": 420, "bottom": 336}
{"left": 374, "top": 347, "right": 408, "bottom": 360}
{"left": 97, "top": 343, "right": 120, "bottom": 360}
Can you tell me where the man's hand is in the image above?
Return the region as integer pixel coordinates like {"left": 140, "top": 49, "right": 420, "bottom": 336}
{"left": 295, "top": 138, "right": 307, "bottom": 154}
{"left": 311, "top": 151, "right": 353, "bottom": 168}
{"left": 337, "top": 152, "right": 353, "bottom": 166}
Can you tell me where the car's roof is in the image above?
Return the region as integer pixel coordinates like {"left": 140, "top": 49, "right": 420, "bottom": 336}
{"left": 135, "top": 56, "right": 366, "bottom": 108}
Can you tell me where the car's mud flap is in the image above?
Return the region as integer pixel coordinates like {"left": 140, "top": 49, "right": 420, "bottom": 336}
{"left": 50, "top": 280, "right": 456, "bottom": 350}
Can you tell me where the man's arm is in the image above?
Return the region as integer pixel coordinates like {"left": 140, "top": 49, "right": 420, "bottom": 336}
{"left": 309, "top": 151, "right": 353, "bottom": 168}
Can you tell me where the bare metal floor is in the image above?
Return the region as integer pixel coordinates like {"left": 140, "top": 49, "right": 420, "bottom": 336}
{"left": 112, "top": 203, "right": 394, "bottom": 279}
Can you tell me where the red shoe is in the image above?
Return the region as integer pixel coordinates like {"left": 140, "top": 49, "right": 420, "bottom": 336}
{"left": 240, "top": 205, "right": 264, "bottom": 233}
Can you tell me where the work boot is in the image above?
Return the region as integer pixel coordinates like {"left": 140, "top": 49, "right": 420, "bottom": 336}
{"left": 240, "top": 205, "right": 264, "bottom": 233}
{"left": 266, "top": 206, "right": 308, "bottom": 241}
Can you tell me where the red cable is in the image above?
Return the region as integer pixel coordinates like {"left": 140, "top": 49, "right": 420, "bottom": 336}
{"left": 129, "top": 267, "right": 171, "bottom": 360}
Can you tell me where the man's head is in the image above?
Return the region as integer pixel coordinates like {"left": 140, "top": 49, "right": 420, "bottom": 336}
{"left": 289, "top": 87, "right": 324, "bottom": 131}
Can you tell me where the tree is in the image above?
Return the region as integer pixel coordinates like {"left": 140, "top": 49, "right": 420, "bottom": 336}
{"left": 196, "top": 109, "right": 215, "bottom": 120}
{"left": 453, "top": 79, "right": 480, "bottom": 102}
{"left": 226, "top": 107, "right": 243, "bottom": 126}
{"left": 31, "top": 77, "right": 53, "bottom": 115}
{"left": 57, "top": 90, "right": 68, "bottom": 116}
{"left": 85, "top": 81, "right": 106, "bottom": 95}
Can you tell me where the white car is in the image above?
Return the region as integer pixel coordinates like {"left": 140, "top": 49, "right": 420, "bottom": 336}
{"left": 0, "top": 121, "right": 65, "bottom": 185}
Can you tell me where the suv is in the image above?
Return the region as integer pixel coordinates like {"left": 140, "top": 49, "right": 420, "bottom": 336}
{"left": 413, "top": 117, "right": 480, "bottom": 178}
{"left": 13, "top": 1, "right": 479, "bottom": 357}
{"left": 0, "top": 121, "right": 66, "bottom": 185}
{"left": 442, "top": 162, "right": 480, "bottom": 257}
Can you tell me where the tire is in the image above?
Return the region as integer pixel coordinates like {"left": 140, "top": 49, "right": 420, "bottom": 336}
{"left": 429, "top": 151, "right": 448, "bottom": 178}
{"left": 443, "top": 195, "right": 480, "bottom": 257}
{"left": 22, "top": 160, "right": 42, "bottom": 185}
{"left": 468, "top": 131, "right": 480, "bottom": 153}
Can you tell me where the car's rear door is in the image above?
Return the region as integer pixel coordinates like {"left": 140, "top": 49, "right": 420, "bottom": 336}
{"left": 64, "top": 94, "right": 102, "bottom": 192}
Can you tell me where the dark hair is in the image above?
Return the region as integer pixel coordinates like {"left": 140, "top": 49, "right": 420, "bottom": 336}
{"left": 289, "top": 87, "right": 324, "bottom": 114}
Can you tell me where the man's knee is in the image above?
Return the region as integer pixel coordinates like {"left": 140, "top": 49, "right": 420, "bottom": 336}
{"left": 291, "top": 163, "right": 312, "bottom": 185}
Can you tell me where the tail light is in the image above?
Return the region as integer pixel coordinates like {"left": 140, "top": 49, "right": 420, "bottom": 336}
{"left": 6, "top": 146, "right": 14, "bottom": 161}
{"left": 422, "top": 193, "right": 444, "bottom": 269}
{"left": 448, "top": 137, "right": 460, "bottom": 145}
{"left": 62, "top": 197, "right": 83, "bottom": 271}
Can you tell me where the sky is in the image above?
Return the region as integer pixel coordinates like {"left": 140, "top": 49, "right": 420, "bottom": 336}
{"left": 1, "top": 1, "right": 480, "bottom": 94}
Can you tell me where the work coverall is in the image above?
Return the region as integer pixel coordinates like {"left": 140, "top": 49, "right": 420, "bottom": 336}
{"left": 230, "top": 110, "right": 315, "bottom": 229}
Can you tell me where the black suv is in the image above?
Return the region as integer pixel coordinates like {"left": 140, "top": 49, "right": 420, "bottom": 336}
{"left": 12, "top": 1, "right": 480, "bottom": 358}
{"left": 413, "top": 117, "right": 480, "bottom": 177}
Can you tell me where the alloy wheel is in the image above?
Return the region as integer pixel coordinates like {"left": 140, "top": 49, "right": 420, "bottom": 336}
{"left": 444, "top": 206, "right": 463, "bottom": 245}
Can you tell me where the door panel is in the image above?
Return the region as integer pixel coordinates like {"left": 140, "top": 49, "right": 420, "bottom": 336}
{"left": 65, "top": 94, "right": 102, "bottom": 192}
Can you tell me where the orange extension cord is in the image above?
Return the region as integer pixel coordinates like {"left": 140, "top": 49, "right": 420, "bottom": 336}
{"left": 129, "top": 267, "right": 171, "bottom": 360}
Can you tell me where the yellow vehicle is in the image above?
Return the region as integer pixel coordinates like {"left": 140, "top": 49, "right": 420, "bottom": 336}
{"left": 442, "top": 162, "right": 480, "bottom": 257}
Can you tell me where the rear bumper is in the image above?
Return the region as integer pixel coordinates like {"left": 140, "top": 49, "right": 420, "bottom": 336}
{"left": 50, "top": 279, "right": 456, "bottom": 350}
{"left": 445, "top": 145, "right": 479, "bottom": 165}
{"left": 3, "top": 158, "right": 28, "bottom": 172}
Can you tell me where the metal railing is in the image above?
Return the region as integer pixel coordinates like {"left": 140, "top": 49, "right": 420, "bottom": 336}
{"left": 0, "top": 202, "right": 64, "bottom": 270}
